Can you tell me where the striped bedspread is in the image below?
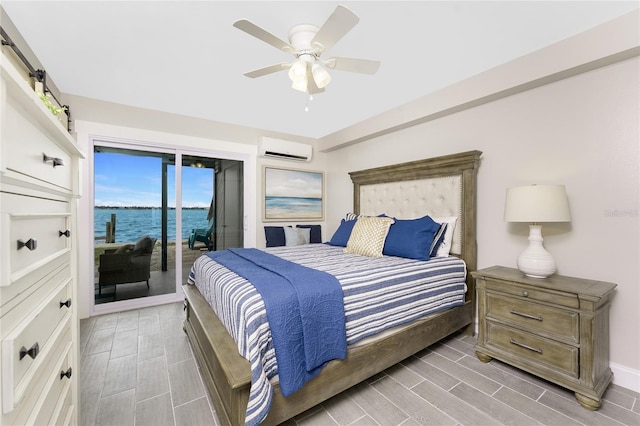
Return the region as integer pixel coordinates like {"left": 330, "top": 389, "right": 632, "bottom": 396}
{"left": 187, "top": 244, "right": 467, "bottom": 425}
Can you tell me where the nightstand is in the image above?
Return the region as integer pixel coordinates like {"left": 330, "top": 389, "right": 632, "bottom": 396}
{"left": 472, "top": 266, "right": 616, "bottom": 410}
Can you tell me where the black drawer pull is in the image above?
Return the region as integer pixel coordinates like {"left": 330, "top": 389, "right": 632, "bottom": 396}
{"left": 510, "top": 309, "right": 543, "bottom": 321}
{"left": 17, "top": 238, "right": 37, "bottom": 251}
{"left": 510, "top": 338, "right": 543, "bottom": 354}
{"left": 60, "top": 367, "right": 72, "bottom": 380}
{"left": 60, "top": 298, "right": 72, "bottom": 309}
{"left": 43, "top": 153, "right": 64, "bottom": 168}
{"left": 59, "top": 229, "right": 71, "bottom": 238}
{"left": 19, "top": 342, "right": 40, "bottom": 360}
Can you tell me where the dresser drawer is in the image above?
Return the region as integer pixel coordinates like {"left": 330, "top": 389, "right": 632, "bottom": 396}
{"left": 0, "top": 192, "right": 71, "bottom": 287}
{"left": 1, "top": 278, "right": 72, "bottom": 412}
{"left": 486, "top": 293, "right": 579, "bottom": 344}
{"left": 27, "top": 340, "right": 74, "bottom": 426}
{"left": 2, "top": 94, "right": 73, "bottom": 192}
{"left": 486, "top": 322, "right": 579, "bottom": 378}
{"left": 1, "top": 327, "right": 72, "bottom": 423}
{"left": 0, "top": 258, "right": 69, "bottom": 317}
{"left": 52, "top": 381, "right": 74, "bottom": 426}
{"left": 484, "top": 278, "right": 579, "bottom": 309}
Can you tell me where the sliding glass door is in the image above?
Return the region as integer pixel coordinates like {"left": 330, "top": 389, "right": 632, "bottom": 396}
{"left": 92, "top": 142, "right": 244, "bottom": 309}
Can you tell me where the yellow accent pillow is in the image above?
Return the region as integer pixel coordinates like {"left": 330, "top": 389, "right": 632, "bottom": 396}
{"left": 344, "top": 216, "right": 395, "bottom": 257}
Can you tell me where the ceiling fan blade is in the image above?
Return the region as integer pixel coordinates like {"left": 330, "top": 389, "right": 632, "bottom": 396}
{"left": 243, "top": 63, "right": 290, "bottom": 78}
{"left": 233, "top": 19, "right": 295, "bottom": 54}
{"left": 311, "top": 5, "right": 359, "bottom": 53}
{"left": 325, "top": 57, "right": 381, "bottom": 74}
{"left": 306, "top": 62, "right": 325, "bottom": 94}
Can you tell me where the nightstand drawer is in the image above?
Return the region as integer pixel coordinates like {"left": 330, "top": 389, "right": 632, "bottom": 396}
{"left": 484, "top": 278, "right": 579, "bottom": 309}
{"left": 486, "top": 293, "right": 579, "bottom": 344}
{"left": 486, "top": 322, "right": 579, "bottom": 378}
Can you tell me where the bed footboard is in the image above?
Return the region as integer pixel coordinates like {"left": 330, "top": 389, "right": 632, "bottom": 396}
{"left": 184, "top": 283, "right": 471, "bottom": 426}
{"left": 183, "top": 284, "right": 251, "bottom": 426}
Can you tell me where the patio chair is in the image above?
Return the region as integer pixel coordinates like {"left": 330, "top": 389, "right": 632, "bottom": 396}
{"left": 98, "top": 235, "right": 157, "bottom": 295}
{"left": 188, "top": 217, "right": 215, "bottom": 250}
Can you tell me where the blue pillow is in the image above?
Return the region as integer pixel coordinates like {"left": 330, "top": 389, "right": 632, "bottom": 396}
{"left": 264, "top": 226, "right": 286, "bottom": 247}
{"left": 327, "top": 219, "right": 357, "bottom": 247}
{"left": 383, "top": 215, "right": 441, "bottom": 260}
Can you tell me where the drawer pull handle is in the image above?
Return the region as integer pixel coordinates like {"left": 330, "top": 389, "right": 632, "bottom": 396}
{"left": 522, "top": 291, "right": 529, "bottom": 297}
{"left": 59, "top": 229, "right": 71, "bottom": 238}
{"left": 510, "top": 309, "right": 543, "bottom": 322}
{"left": 19, "top": 342, "right": 40, "bottom": 360}
{"left": 60, "top": 367, "right": 72, "bottom": 380}
{"left": 60, "top": 298, "right": 72, "bottom": 309}
{"left": 17, "top": 238, "right": 37, "bottom": 251}
{"left": 43, "top": 153, "right": 64, "bottom": 168}
{"left": 510, "top": 338, "right": 543, "bottom": 354}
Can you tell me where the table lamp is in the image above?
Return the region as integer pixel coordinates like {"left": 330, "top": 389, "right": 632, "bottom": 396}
{"left": 504, "top": 184, "right": 571, "bottom": 278}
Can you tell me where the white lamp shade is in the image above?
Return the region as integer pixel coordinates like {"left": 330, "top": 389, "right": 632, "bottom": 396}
{"left": 291, "top": 77, "right": 308, "bottom": 92}
{"left": 288, "top": 59, "right": 307, "bottom": 82}
{"left": 312, "top": 63, "right": 331, "bottom": 88}
{"left": 504, "top": 184, "right": 571, "bottom": 223}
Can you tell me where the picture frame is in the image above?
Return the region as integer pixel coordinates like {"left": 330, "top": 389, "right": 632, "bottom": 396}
{"left": 263, "top": 166, "right": 324, "bottom": 221}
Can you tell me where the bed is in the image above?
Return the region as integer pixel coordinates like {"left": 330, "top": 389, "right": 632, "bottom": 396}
{"left": 182, "top": 150, "right": 482, "bottom": 425}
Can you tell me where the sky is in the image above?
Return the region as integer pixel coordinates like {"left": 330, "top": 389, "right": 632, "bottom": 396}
{"left": 94, "top": 152, "right": 214, "bottom": 208}
{"left": 264, "top": 167, "right": 323, "bottom": 199}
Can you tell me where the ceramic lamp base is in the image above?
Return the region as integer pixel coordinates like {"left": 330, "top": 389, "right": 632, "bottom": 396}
{"left": 517, "top": 225, "right": 556, "bottom": 278}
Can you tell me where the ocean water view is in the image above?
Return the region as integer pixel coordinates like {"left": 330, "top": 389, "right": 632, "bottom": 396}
{"left": 95, "top": 208, "right": 210, "bottom": 243}
{"left": 265, "top": 196, "right": 322, "bottom": 219}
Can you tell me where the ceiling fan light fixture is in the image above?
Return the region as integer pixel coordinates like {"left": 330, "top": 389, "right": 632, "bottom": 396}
{"left": 288, "top": 59, "right": 307, "bottom": 82}
{"left": 291, "top": 76, "right": 308, "bottom": 93}
{"left": 312, "top": 62, "right": 331, "bottom": 88}
{"left": 234, "top": 6, "right": 379, "bottom": 96}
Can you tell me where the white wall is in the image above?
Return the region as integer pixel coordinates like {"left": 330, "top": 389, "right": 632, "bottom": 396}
{"left": 324, "top": 55, "right": 639, "bottom": 391}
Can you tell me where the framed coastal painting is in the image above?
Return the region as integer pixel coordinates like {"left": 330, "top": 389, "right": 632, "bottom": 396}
{"left": 263, "top": 166, "right": 324, "bottom": 221}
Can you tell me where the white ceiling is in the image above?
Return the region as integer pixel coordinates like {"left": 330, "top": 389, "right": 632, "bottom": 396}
{"left": 2, "top": 1, "right": 638, "bottom": 139}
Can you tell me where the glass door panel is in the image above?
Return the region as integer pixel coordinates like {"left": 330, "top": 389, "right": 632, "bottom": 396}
{"left": 181, "top": 155, "right": 215, "bottom": 283}
{"left": 93, "top": 145, "right": 176, "bottom": 304}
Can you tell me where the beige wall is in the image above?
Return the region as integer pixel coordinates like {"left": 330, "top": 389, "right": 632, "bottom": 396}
{"left": 324, "top": 55, "right": 639, "bottom": 388}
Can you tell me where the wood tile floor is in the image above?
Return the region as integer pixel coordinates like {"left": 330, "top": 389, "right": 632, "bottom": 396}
{"left": 80, "top": 302, "right": 639, "bottom": 426}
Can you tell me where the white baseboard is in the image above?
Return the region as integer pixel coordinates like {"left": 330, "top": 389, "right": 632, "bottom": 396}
{"left": 611, "top": 361, "right": 640, "bottom": 393}
{"left": 90, "top": 292, "right": 184, "bottom": 317}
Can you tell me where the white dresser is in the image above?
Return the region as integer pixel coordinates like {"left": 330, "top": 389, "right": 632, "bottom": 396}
{"left": 1, "top": 50, "right": 83, "bottom": 425}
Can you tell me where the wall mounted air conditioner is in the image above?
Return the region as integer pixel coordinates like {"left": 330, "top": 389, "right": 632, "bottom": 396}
{"left": 258, "top": 137, "right": 313, "bottom": 162}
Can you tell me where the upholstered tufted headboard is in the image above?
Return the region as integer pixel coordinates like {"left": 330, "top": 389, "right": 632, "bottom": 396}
{"left": 348, "top": 151, "right": 482, "bottom": 294}
{"left": 358, "top": 174, "right": 463, "bottom": 254}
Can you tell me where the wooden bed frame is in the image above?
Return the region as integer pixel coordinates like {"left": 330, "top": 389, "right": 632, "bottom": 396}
{"left": 182, "top": 150, "right": 482, "bottom": 425}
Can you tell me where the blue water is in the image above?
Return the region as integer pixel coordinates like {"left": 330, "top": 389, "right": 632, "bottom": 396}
{"left": 95, "top": 208, "right": 209, "bottom": 243}
{"left": 265, "top": 196, "right": 322, "bottom": 218}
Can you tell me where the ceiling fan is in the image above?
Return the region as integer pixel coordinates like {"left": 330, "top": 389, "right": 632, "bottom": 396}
{"left": 233, "top": 5, "right": 381, "bottom": 95}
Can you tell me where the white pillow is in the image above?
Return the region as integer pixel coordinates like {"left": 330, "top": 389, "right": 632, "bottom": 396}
{"left": 297, "top": 227, "right": 310, "bottom": 244}
{"left": 284, "top": 226, "right": 310, "bottom": 246}
{"left": 433, "top": 216, "right": 458, "bottom": 257}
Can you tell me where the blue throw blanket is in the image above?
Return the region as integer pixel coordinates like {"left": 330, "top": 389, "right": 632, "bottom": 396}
{"left": 207, "top": 248, "right": 347, "bottom": 397}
